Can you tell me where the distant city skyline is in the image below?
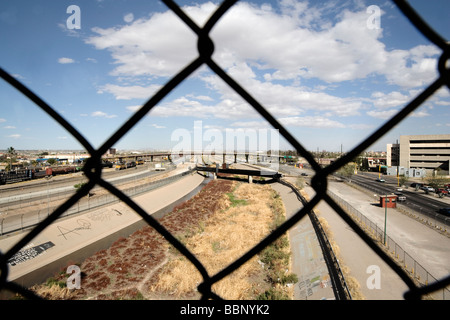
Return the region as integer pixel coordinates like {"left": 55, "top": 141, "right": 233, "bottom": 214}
{"left": 1, "top": 0, "right": 449, "bottom": 153}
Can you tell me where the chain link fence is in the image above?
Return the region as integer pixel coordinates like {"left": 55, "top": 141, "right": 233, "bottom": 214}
{"left": 0, "top": 0, "right": 449, "bottom": 300}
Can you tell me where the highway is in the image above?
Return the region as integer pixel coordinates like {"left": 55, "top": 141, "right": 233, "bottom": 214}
{"left": 347, "top": 172, "right": 450, "bottom": 220}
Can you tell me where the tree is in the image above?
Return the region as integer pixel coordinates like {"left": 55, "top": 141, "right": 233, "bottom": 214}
{"left": 7, "top": 146, "right": 16, "bottom": 156}
{"left": 6, "top": 146, "right": 17, "bottom": 172}
{"left": 425, "top": 174, "right": 449, "bottom": 192}
{"left": 398, "top": 175, "right": 409, "bottom": 187}
{"left": 338, "top": 163, "right": 356, "bottom": 182}
{"left": 47, "top": 158, "right": 58, "bottom": 166}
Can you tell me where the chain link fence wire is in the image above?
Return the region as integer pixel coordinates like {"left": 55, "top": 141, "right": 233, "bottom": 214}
{"left": 0, "top": 0, "right": 449, "bottom": 300}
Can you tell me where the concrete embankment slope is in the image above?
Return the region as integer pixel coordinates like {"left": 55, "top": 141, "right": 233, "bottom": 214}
{"left": 0, "top": 172, "right": 205, "bottom": 291}
{"left": 271, "top": 182, "right": 335, "bottom": 300}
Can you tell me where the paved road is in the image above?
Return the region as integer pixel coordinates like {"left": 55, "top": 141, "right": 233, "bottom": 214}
{"left": 349, "top": 172, "right": 450, "bottom": 218}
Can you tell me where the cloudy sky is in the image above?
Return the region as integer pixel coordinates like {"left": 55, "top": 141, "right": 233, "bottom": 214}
{"left": 0, "top": 0, "right": 449, "bottom": 153}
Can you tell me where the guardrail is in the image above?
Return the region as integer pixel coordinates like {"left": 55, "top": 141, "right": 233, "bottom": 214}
{"left": 0, "top": 168, "right": 195, "bottom": 236}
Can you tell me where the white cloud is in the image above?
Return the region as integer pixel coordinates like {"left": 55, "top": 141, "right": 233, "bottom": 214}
{"left": 371, "top": 91, "right": 410, "bottom": 108}
{"left": 58, "top": 57, "right": 75, "bottom": 64}
{"left": 86, "top": 2, "right": 440, "bottom": 87}
{"left": 0, "top": 118, "right": 6, "bottom": 123}
{"left": 151, "top": 96, "right": 252, "bottom": 119}
{"left": 126, "top": 105, "right": 141, "bottom": 112}
{"left": 186, "top": 94, "right": 214, "bottom": 101}
{"left": 12, "top": 74, "right": 25, "bottom": 80}
{"left": 3, "top": 126, "right": 15, "bottom": 129}
{"left": 202, "top": 71, "right": 362, "bottom": 118}
{"left": 278, "top": 116, "right": 346, "bottom": 128}
{"left": 86, "top": 9, "right": 198, "bottom": 78}
{"left": 8, "top": 134, "right": 21, "bottom": 139}
{"left": 85, "top": 1, "right": 443, "bottom": 129}
{"left": 382, "top": 45, "right": 439, "bottom": 88}
{"left": 91, "top": 111, "right": 117, "bottom": 118}
{"left": 149, "top": 123, "right": 165, "bottom": 129}
{"left": 124, "top": 13, "right": 134, "bottom": 23}
{"left": 98, "top": 83, "right": 162, "bottom": 100}
{"left": 410, "top": 109, "right": 430, "bottom": 118}
{"left": 230, "top": 120, "right": 271, "bottom": 129}
{"left": 367, "top": 109, "right": 398, "bottom": 119}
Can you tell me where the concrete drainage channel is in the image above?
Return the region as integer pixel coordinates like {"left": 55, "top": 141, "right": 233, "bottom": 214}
{"left": 0, "top": 173, "right": 210, "bottom": 297}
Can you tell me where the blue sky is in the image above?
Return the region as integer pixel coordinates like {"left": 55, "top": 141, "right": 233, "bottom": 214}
{"left": 0, "top": 0, "right": 449, "bottom": 153}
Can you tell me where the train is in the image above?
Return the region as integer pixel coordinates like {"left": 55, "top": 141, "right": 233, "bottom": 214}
{"left": 0, "top": 166, "right": 83, "bottom": 185}
{"left": 0, "top": 161, "right": 115, "bottom": 185}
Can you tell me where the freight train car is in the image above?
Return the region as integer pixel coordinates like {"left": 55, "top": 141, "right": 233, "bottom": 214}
{"left": 0, "top": 166, "right": 81, "bottom": 185}
{"left": 0, "top": 169, "right": 33, "bottom": 185}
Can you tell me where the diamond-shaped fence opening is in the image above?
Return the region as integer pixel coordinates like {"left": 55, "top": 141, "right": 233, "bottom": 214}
{"left": 0, "top": 0, "right": 449, "bottom": 300}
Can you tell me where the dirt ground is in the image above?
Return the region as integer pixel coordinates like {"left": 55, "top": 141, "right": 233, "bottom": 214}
{"left": 29, "top": 178, "right": 296, "bottom": 300}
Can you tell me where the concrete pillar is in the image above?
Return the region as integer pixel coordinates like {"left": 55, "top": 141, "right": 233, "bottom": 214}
{"left": 150, "top": 155, "right": 154, "bottom": 162}
{"left": 213, "top": 172, "right": 217, "bottom": 180}
{"left": 248, "top": 175, "right": 252, "bottom": 183}
{"left": 234, "top": 154, "right": 237, "bottom": 163}
{"left": 245, "top": 154, "right": 249, "bottom": 163}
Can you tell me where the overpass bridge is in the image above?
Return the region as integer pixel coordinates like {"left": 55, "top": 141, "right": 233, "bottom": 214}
{"left": 195, "top": 165, "right": 282, "bottom": 183}
{"left": 103, "top": 151, "right": 290, "bottom": 165}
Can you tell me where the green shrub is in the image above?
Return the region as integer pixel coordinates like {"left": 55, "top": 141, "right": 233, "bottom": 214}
{"left": 257, "top": 288, "right": 289, "bottom": 300}
{"left": 46, "top": 277, "right": 66, "bottom": 288}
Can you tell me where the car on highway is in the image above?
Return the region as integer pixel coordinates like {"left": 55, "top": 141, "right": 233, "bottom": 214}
{"left": 394, "top": 192, "right": 406, "bottom": 201}
{"left": 301, "top": 173, "right": 308, "bottom": 176}
{"left": 421, "top": 186, "right": 435, "bottom": 193}
{"left": 410, "top": 182, "right": 424, "bottom": 188}
{"left": 376, "top": 178, "right": 385, "bottom": 182}
{"left": 438, "top": 208, "right": 450, "bottom": 216}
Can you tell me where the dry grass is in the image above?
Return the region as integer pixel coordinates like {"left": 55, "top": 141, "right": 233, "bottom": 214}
{"left": 29, "top": 178, "right": 294, "bottom": 300}
{"left": 149, "top": 182, "right": 285, "bottom": 299}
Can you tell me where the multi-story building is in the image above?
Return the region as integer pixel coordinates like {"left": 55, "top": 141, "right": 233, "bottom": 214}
{"left": 387, "top": 134, "right": 450, "bottom": 176}
{"left": 386, "top": 143, "right": 399, "bottom": 167}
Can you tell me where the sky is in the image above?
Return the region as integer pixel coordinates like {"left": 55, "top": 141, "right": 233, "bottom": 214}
{"left": 0, "top": 0, "right": 449, "bottom": 154}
